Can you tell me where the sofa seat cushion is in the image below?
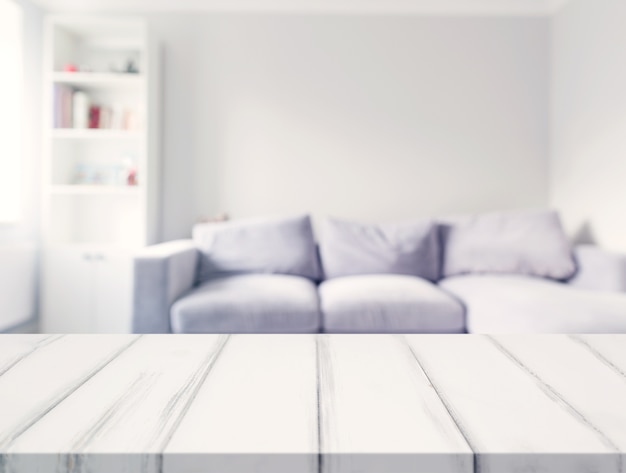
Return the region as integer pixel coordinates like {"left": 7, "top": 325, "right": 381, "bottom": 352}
{"left": 441, "top": 275, "right": 626, "bottom": 333}
{"left": 320, "top": 275, "right": 465, "bottom": 333}
{"left": 171, "top": 274, "right": 321, "bottom": 333}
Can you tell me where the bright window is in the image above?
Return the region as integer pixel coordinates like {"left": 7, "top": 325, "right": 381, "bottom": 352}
{"left": 0, "top": 0, "right": 23, "bottom": 223}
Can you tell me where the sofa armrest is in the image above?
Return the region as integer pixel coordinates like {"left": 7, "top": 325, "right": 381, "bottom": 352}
{"left": 567, "top": 245, "right": 626, "bottom": 293}
{"left": 133, "top": 240, "right": 199, "bottom": 333}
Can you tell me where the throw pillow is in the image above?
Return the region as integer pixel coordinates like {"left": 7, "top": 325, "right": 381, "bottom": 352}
{"left": 193, "top": 214, "right": 322, "bottom": 282}
{"left": 319, "top": 217, "right": 440, "bottom": 281}
{"left": 441, "top": 209, "right": 576, "bottom": 280}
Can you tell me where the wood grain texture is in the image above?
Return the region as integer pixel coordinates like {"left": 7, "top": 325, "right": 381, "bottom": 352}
{"left": 572, "top": 335, "right": 626, "bottom": 380}
{"left": 163, "top": 334, "right": 319, "bottom": 473}
{"left": 318, "top": 334, "right": 472, "bottom": 473}
{"left": 0, "top": 335, "right": 137, "bottom": 453}
{"left": 5, "top": 334, "right": 228, "bottom": 473}
{"left": 490, "top": 335, "right": 626, "bottom": 469}
{"left": 0, "top": 335, "right": 61, "bottom": 377}
{"left": 1, "top": 334, "right": 626, "bottom": 473}
{"left": 405, "top": 335, "right": 622, "bottom": 473}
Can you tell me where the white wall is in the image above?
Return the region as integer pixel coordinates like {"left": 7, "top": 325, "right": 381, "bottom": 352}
{"left": 551, "top": 0, "right": 626, "bottom": 251}
{"left": 149, "top": 14, "right": 551, "bottom": 240}
{"left": 0, "top": 0, "right": 42, "bottom": 331}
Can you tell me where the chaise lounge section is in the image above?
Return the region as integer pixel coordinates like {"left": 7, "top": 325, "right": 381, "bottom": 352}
{"left": 441, "top": 244, "right": 626, "bottom": 333}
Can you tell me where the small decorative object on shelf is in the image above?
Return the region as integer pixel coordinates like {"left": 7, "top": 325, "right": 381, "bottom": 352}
{"left": 71, "top": 153, "right": 140, "bottom": 187}
{"left": 125, "top": 59, "right": 139, "bottom": 74}
{"left": 72, "top": 164, "right": 87, "bottom": 185}
{"left": 127, "top": 167, "right": 137, "bottom": 186}
{"left": 63, "top": 63, "right": 78, "bottom": 72}
{"left": 122, "top": 154, "right": 138, "bottom": 186}
{"left": 197, "top": 213, "right": 230, "bottom": 224}
{"left": 92, "top": 169, "right": 105, "bottom": 185}
{"left": 109, "top": 56, "right": 141, "bottom": 75}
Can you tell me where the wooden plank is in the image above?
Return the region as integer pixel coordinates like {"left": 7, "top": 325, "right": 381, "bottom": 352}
{"left": 318, "top": 334, "right": 473, "bottom": 473}
{"left": 573, "top": 334, "right": 626, "bottom": 379}
{"left": 0, "top": 335, "right": 61, "bottom": 377}
{"left": 490, "top": 335, "right": 626, "bottom": 462}
{"left": 0, "top": 334, "right": 137, "bottom": 453}
{"left": 5, "top": 334, "right": 228, "bottom": 473}
{"left": 405, "top": 335, "right": 621, "bottom": 473}
{"left": 163, "top": 334, "right": 319, "bottom": 473}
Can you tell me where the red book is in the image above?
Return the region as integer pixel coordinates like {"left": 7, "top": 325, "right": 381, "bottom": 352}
{"left": 89, "top": 105, "right": 100, "bottom": 129}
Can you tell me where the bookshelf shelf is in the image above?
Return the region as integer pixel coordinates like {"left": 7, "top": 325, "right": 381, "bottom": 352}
{"left": 50, "top": 185, "right": 141, "bottom": 196}
{"left": 51, "top": 129, "right": 141, "bottom": 140}
{"left": 51, "top": 72, "right": 144, "bottom": 89}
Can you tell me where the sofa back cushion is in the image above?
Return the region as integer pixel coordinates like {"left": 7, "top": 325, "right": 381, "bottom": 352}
{"left": 193, "top": 214, "right": 321, "bottom": 282}
{"left": 441, "top": 209, "right": 576, "bottom": 281}
{"left": 319, "top": 218, "right": 440, "bottom": 281}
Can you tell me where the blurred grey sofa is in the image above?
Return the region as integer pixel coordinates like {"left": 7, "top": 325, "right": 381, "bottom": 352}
{"left": 133, "top": 211, "right": 626, "bottom": 334}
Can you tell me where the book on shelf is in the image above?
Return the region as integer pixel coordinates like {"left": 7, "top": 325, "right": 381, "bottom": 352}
{"left": 99, "top": 107, "right": 111, "bottom": 129}
{"left": 72, "top": 91, "right": 89, "bottom": 129}
{"left": 88, "top": 106, "right": 100, "bottom": 129}
{"left": 53, "top": 86, "right": 140, "bottom": 132}
{"left": 53, "top": 85, "right": 74, "bottom": 128}
{"left": 111, "top": 104, "right": 124, "bottom": 130}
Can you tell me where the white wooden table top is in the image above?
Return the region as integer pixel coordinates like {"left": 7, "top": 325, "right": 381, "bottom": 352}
{"left": 1, "top": 334, "right": 625, "bottom": 473}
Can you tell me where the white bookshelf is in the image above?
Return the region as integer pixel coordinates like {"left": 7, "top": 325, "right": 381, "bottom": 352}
{"left": 41, "top": 16, "right": 160, "bottom": 334}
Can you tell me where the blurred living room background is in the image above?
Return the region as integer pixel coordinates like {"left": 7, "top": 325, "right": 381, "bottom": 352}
{"left": 1, "top": 0, "right": 625, "bottom": 334}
